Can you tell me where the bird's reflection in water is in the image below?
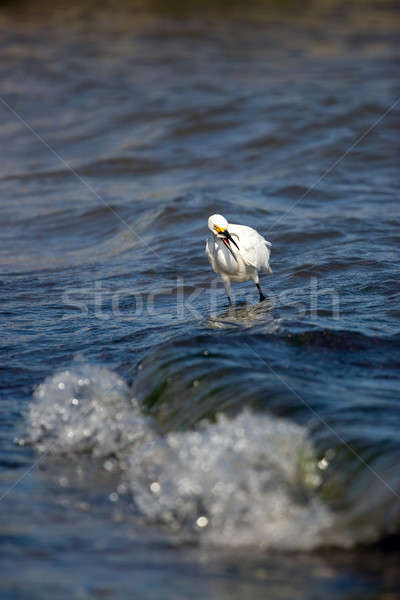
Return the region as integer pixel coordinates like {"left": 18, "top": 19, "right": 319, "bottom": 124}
{"left": 207, "top": 297, "right": 276, "bottom": 330}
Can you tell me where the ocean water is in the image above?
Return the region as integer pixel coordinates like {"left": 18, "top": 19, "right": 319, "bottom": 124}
{"left": 1, "top": 0, "right": 400, "bottom": 598}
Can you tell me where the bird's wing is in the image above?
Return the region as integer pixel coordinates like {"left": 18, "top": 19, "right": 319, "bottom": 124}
{"left": 229, "top": 224, "right": 272, "bottom": 272}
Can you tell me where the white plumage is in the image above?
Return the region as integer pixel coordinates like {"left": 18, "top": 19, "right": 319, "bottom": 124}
{"left": 205, "top": 214, "right": 272, "bottom": 305}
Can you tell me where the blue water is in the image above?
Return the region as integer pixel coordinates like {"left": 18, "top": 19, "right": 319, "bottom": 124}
{"left": 1, "top": 0, "right": 400, "bottom": 598}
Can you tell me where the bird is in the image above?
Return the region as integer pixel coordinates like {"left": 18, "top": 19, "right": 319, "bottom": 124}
{"left": 206, "top": 214, "right": 272, "bottom": 306}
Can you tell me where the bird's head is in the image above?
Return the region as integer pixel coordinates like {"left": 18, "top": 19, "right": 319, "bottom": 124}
{"left": 208, "top": 214, "right": 239, "bottom": 259}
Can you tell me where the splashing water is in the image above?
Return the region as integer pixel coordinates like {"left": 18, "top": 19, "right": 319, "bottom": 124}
{"left": 27, "top": 364, "right": 139, "bottom": 457}
{"left": 24, "top": 364, "right": 355, "bottom": 551}
{"left": 127, "top": 411, "right": 336, "bottom": 550}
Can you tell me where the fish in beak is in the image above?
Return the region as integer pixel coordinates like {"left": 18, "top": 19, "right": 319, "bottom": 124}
{"left": 220, "top": 229, "right": 239, "bottom": 261}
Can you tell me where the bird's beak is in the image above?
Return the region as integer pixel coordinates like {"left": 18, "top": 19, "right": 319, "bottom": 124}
{"left": 223, "top": 230, "right": 239, "bottom": 250}
{"left": 221, "top": 229, "right": 239, "bottom": 261}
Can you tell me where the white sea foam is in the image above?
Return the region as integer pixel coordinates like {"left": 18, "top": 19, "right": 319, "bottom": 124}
{"left": 128, "top": 410, "right": 335, "bottom": 550}
{"left": 25, "top": 364, "right": 343, "bottom": 550}
{"left": 27, "top": 364, "right": 149, "bottom": 457}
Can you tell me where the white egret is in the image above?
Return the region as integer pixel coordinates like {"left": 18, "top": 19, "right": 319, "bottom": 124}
{"left": 206, "top": 214, "right": 272, "bottom": 305}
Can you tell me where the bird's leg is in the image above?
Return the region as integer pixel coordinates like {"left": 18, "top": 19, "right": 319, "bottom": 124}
{"left": 256, "top": 283, "right": 265, "bottom": 302}
{"left": 221, "top": 275, "right": 233, "bottom": 307}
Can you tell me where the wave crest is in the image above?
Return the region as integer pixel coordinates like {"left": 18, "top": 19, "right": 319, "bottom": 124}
{"left": 24, "top": 364, "right": 340, "bottom": 550}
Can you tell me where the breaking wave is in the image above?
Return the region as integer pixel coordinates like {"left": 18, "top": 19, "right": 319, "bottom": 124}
{"left": 24, "top": 364, "right": 337, "bottom": 550}
{"left": 24, "top": 361, "right": 399, "bottom": 551}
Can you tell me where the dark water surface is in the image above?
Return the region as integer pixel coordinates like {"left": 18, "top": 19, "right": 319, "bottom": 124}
{"left": 1, "top": 0, "right": 400, "bottom": 598}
